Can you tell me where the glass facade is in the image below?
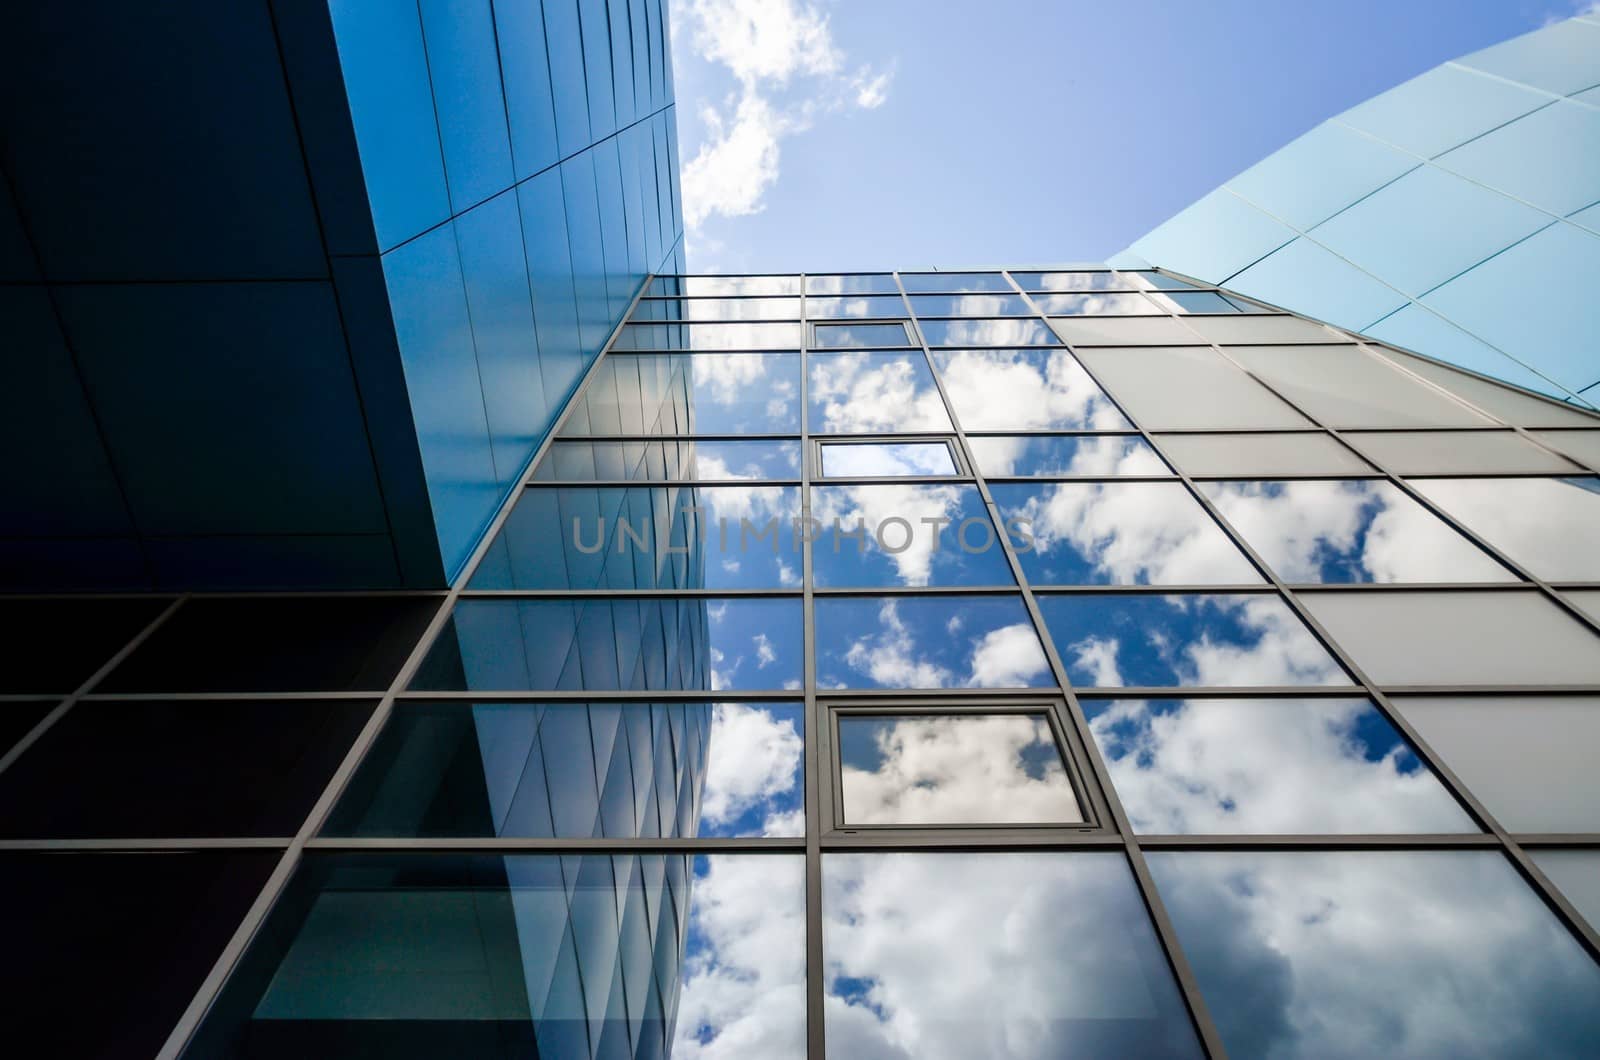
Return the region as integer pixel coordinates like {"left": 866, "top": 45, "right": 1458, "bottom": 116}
{"left": 6, "top": 266, "right": 1600, "bottom": 1058}
{"left": 1129, "top": 14, "right": 1600, "bottom": 411}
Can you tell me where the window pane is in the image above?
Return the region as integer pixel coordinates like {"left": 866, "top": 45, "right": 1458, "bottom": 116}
{"left": 532, "top": 440, "right": 802, "bottom": 481}
{"left": 632, "top": 296, "right": 800, "bottom": 321}
{"left": 991, "top": 482, "right": 1262, "bottom": 585}
{"left": 838, "top": 713, "right": 1082, "bottom": 825}
{"left": 561, "top": 352, "right": 801, "bottom": 436}
{"left": 1343, "top": 430, "right": 1582, "bottom": 474}
{"left": 614, "top": 321, "right": 803, "bottom": 351}
{"left": 413, "top": 597, "right": 803, "bottom": 692}
{"left": 908, "top": 293, "right": 1033, "bottom": 317}
{"left": 1412, "top": 477, "right": 1600, "bottom": 581}
{"left": 812, "top": 321, "right": 913, "bottom": 348}
{"left": 1012, "top": 270, "right": 1145, "bottom": 292}
{"left": 1075, "top": 347, "right": 1311, "bottom": 429}
{"left": 1084, "top": 697, "right": 1473, "bottom": 834}
{"left": 1038, "top": 592, "right": 1351, "bottom": 688}
{"left": 0, "top": 597, "right": 169, "bottom": 694}
{"left": 898, "top": 272, "right": 1010, "bottom": 293}
{"left": 0, "top": 698, "right": 374, "bottom": 838}
{"left": 919, "top": 318, "right": 1059, "bottom": 347}
{"left": 1148, "top": 851, "right": 1600, "bottom": 1060}
{"left": 807, "top": 294, "right": 907, "bottom": 319}
{"left": 1141, "top": 272, "right": 1205, "bottom": 290}
{"left": 819, "top": 441, "right": 957, "bottom": 477}
{"left": 651, "top": 274, "right": 799, "bottom": 295}
{"left": 806, "top": 273, "right": 900, "bottom": 294}
{"left": 968, "top": 434, "right": 1168, "bottom": 477}
{"left": 1034, "top": 292, "right": 1157, "bottom": 315}
{"left": 808, "top": 351, "right": 953, "bottom": 434}
{"left": 1379, "top": 347, "right": 1600, "bottom": 428}
{"left": 933, "top": 349, "right": 1131, "bottom": 430}
{"left": 473, "top": 485, "right": 803, "bottom": 590}
{"left": 1180, "top": 314, "right": 1339, "bottom": 344}
{"left": 1299, "top": 590, "right": 1600, "bottom": 685}
{"left": 1532, "top": 850, "right": 1600, "bottom": 935}
{"left": 1200, "top": 479, "right": 1516, "bottom": 584}
{"left": 1567, "top": 590, "right": 1600, "bottom": 624}
{"left": 327, "top": 700, "right": 803, "bottom": 838}
{"left": 823, "top": 852, "right": 1203, "bottom": 1058}
{"left": 811, "top": 484, "right": 1016, "bottom": 588}
{"left": 1395, "top": 696, "right": 1600, "bottom": 833}
{"left": 1530, "top": 430, "right": 1600, "bottom": 469}
{"left": 1226, "top": 345, "right": 1495, "bottom": 428}
{"left": 815, "top": 596, "right": 1051, "bottom": 689}
{"left": 1156, "top": 432, "right": 1371, "bottom": 476}
{"left": 1145, "top": 290, "right": 1250, "bottom": 313}
{"left": 1048, "top": 315, "right": 1198, "bottom": 346}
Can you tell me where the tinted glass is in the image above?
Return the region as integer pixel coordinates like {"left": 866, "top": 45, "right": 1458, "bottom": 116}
{"left": 932, "top": 349, "right": 1131, "bottom": 430}
{"left": 1227, "top": 345, "right": 1495, "bottom": 428}
{"left": 101, "top": 597, "right": 437, "bottom": 693}
{"left": 919, "top": 318, "right": 1059, "bottom": 347}
{"left": 1149, "top": 850, "right": 1600, "bottom": 1059}
{"left": 808, "top": 351, "right": 954, "bottom": 434}
{"left": 991, "top": 482, "right": 1262, "bottom": 585}
{"left": 967, "top": 434, "right": 1168, "bottom": 477}
{"left": 614, "top": 320, "right": 802, "bottom": 351}
{"left": 0, "top": 698, "right": 374, "bottom": 837}
{"left": 1075, "top": 347, "right": 1311, "bottom": 429}
{"left": 1532, "top": 850, "right": 1600, "bottom": 935}
{"left": 0, "top": 702, "right": 52, "bottom": 757}
{"left": 898, "top": 272, "right": 1011, "bottom": 293}
{"left": 812, "top": 321, "right": 913, "bottom": 348}
{"left": 1412, "top": 477, "right": 1600, "bottom": 581}
{"left": 1156, "top": 432, "right": 1371, "bottom": 476}
{"left": 838, "top": 713, "right": 1081, "bottom": 825}
{"left": 1145, "top": 290, "right": 1252, "bottom": 313}
{"left": 1083, "top": 697, "right": 1473, "bottom": 834}
{"left": 819, "top": 441, "right": 958, "bottom": 477}
{"left": 908, "top": 293, "right": 1032, "bottom": 317}
{"left": 0, "top": 597, "right": 168, "bottom": 694}
{"left": 1012, "top": 271, "right": 1143, "bottom": 291}
{"left": 806, "top": 295, "right": 907, "bottom": 319}
{"left": 1530, "top": 430, "right": 1600, "bottom": 467}
{"left": 562, "top": 352, "right": 801, "bottom": 436}
{"left": 815, "top": 596, "right": 1051, "bottom": 689}
{"left": 1034, "top": 292, "right": 1157, "bottom": 315}
{"left": 1047, "top": 314, "right": 1199, "bottom": 346}
{"left": 823, "top": 852, "right": 1203, "bottom": 1059}
{"left": 413, "top": 597, "right": 804, "bottom": 692}
{"left": 651, "top": 274, "right": 799, "bottom": 295}
{"left": 1200, "top": 479, "right": 1516, "bottom": 584}
{"left": 328, "top": 700, "right": 802, "bottom": 838}
{"left": 633, "top": 296, "right": 800, "bottom": 321}
{"left": 805, "top": 273, "right": 900, "bottom": 295}
{"left": 1341, "top": 430, "right": 1580, "bottom": 474}
{"left": 811, "top": 484, "right": 1016, "bottom": 588}
{"left": 531, "top": 439, "right": 802, "bottom": 481}
{"left": 1037, "top": 593, "right": 1351, "bottom": 688}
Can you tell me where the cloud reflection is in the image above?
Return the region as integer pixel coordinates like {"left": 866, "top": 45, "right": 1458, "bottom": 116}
{"left": 932, "top": 349, "right": 1130, "bottom": 430}
{"left": 808, "top": 351, "right": 953, "bottom": 433}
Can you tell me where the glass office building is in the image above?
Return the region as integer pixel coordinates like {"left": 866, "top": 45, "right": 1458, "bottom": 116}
{"left": 1128, "top": 14, "right": 1600, "bottom": 410}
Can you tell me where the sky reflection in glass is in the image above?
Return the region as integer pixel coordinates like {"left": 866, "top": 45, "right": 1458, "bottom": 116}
{"left": 616, "top": 321, "right": 803, "bottom": 351}
{"left": 1148, "top": 851, "right": 1600, "bottom": 1060}
{"left": 807, "top": 295, "right": 908, "bottom": 319}
{"left": 532, "top": 440, "right": 802, "bottom": 482}
{"left": 908, "top": 293, "right": 1033, "bottom": 317}
{"left": 807, "top": 351, "right": 953, "bottom": 434}
{"left": 992, "top": 482, "right": 1263, "bottom": 585}
{"left": 1011, "top": 271, "right": 1145, "bottom": 292}
{"left": 643, "top": 296, "right": 801, "bottom": 321}
{"left": 812, "top": 322, "right": 913, "bottom": 348}
{"left": 805, "top": 274, "right": 900, "bottom": 295}
{"left": 1034, "top": 292, "right": 1157, "bottom": 315}
{"left": 918, "top": 318, "right": 1060, "bottom": 347}
{"left": 1412, "top": 477, "right": 1600, "bottom": 582}
{"left": 819, "top": 441, "right": 957, "bottom": 477}
{"left": 823, "top": 852, "right": 1203, "bottom": 1060}
{"left": 1083, "top": 697, "right": 1474, "bottom": 834}
{"left": 653, "top": 275, "right": 800, "bottom": 296}
{"left": 932, "top": 349, "right": 1131, "bottom": 430}
{"left": 967, "top": 434, "right": 1169, "bottom": 477}
{"left": 898, "top": 272, "right": 1011, "bottom": 293}
{"left": 561, "top": 352, "right": 801, "bottom": 436}
{"left": 1200, "top": 479, "right": 1517, "bottom": 584}
{"left": 811, "top": 484, "right": 1016, "bottom": 588}
{"left": 815, "top": 596, "right": 1051, "bottom": 690}
{"left": 1038, "top": 593, "right": 1351, "bottom": 688}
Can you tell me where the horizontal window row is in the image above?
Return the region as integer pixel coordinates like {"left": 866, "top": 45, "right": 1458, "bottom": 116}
{"left": 645, "top": 270, "right": 1210, "bottom": 297}
{"left": 628, "top": 289, "right": 1261, "bottom": 323}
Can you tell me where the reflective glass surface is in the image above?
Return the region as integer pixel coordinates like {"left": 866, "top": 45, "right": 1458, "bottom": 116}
{"left": 1532, "top": 850, "right": 1600, "bottom": 936}
{"left": 561, "top": 352, "right": 801, "bottom": 436}
{"left": 967, "top": 434, "right": 1168, "bottom": 477}
{"left": 1226, "top": 345, "right": 1494, "bottom": 428}
{"left": 1038, "top": 593, "right": 1351, "bottom": 688}
{"left": 1380, "top": 348, "right": 1600, "bottom": 428}
{"left": 1412, "top": 477, "right": 1600, "bottom": 581}
{"left": 635, "top": 296, "right": 800, "bottom": 321}
{"left": 1148, "top": 850, "right": 1600, "bottom": 1059}
{"left": 1075, "top": 347, "right": 1311, "bottom": 429}
{"left": 0, "top": 597, "right": 168, "bottom": 694}
{"left": 1200, "top": 479, "right": 1516, "bottom": 584}
{"left": 413, "top": 597, "right": 804, "bottom": 692}
{"left": 327, "top": 700, "right": 803, "bottom": 838}
{"left": 812, "top": 321, "right": 913, "bottom": 348}
{"left": 919, "top": 318, "right": 1059, "bottom": 347}
{"left": 1145, "top": 290, "right": 1252, "bottom": 313}
{"left": 1083, "top": 697, "right": 1473, "bottom": 834}
{"left": 1156, "top": 433, "right": 1371, "bottom": 476}
{"left": 837, "top": 713, "right": 1082, "bottom": 825}
{"left": 932, "top": 349, "right": 1131, "bottom": 430}
{"left": 531, "top": 439, "right": 802, "bottom": 481}
{"left": 823, "top": 852, "right": 1203, "bottom": 1059}
{"left": 1011, "top": 271, "right": 1144, "bottom": 292}
{"left": 897, "top": 272, "right": 1011, "bottom": 293}
{"left": 810, "top": 484, "right": 1016, "bottom": 587}
{"left": 615, "top": 321, "right": 803, "bottom": 351}
{"left": 1343, "top": 430, "right": 1582, "bottom": 474}
{"left": 472, "top": 485, "right": 803, "bottom": 590}
{"left": 1034, "top": 292, "right": 1157, "bottom": 315}
{"left": 819, "top": 441, "right": 957, "bottom": 477}
{"left": 651, "top": 274, "right": 799, "bottom": 296}
{"left": 1047, "top": 314, "right": 1199, "bottom": 346}
{"left": 991, "top": 482, "right": 1262, "bottom": 585}
{"left": 806, "top": 295, "right": 907, "bottom": 319}
{"left": 805, "top": 274, "right": 900, "bottom": 294}
{"left": 1181, "top": 314, "right": 1342, "bottom": 345}
{"left": 908, "top": 293, "right": 1032, "bottom": 317}
{"left": 1531, "top": 430, "right": 1600, "bottom": 468}
{"left": 815, "top": 596, "right": 1051, "bottom": 689}
{"left": 807, "top": 351, "right": 953, "bottom": 434}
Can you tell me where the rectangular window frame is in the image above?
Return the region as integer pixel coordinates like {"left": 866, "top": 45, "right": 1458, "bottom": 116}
{"left": 812, "top": 436, "right": 967, "bottom": 480}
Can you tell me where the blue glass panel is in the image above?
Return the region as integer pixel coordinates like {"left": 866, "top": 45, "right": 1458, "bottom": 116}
{"left": 1228, "top": 121, "right": 1417, "bottom": 229}
{"left": 593, "top": 139, "right": 634, "bottom": 318}
{"left": 561, "top": 352, "right": 801, "bottom": 435}
{"left": 1146, "top": 290, "right": 1252, "bottom": 314}
{"left": 811, "top": 484, "right": 1017, "bottom": 588}
{"left": 1013, "top": 271, "right": 1147, "bottom": 292}
{"left": 532, "top": 439, "right": 802, "bottom": 481}
{"left": 991, "top": 482, "right": 1262, "bottom": 586}
{"left": 1084, "top": 697, "right": 1475, "bottom": 834}
{"left": 1129, "top": 188, "right": 1296, "bottom": 283}
{"left": 418, "top": 0, "right": 514, "bottom": 212}
{"left": 493, "top": 0, "right": 560, "bottom": 179}
{"left": 812, "top": 322, "right": 913, "bottom": 348}
{"left": 1227, "top": 238, "right": 1407, "bottom": 331}
{"left": 1033, "top": 292, "right": 1157, "bottom": 315}
{"left": 898, "top": 272, "right": 1010, "bottom": 293}
{"left": 1037, "top": 593, "right": 1351, "bottom": 688}
{"left": 808, "top": 351, "right": 954, "bottom": 433}
{"left": 807, "top": 295, "right": 909, "bottom": 319}
{"left": 518, "top": 172, "right": 586, "bottom": 410}
{"left": 931, "top": 350, "right": 1131, "bottom": 430}
{"left": 1149, "top": 850, "right": 1600, "bottom": 1059}
{"left": 1457, "top": 17, "right": 1600, "bottom": 96}
{"left": 815, "top": 596, "right": 1052, "bottom": 689}
{"left": 1362, "top": 304, "right": 1569, "bottom": 400}
{"left": 823, "top": 852, "right": 1202, "bottom": 1058}
{"left": 616, "top": 321, "right": 804, "bottom": 350}
{"left": 967, "top": 434, "right": 1168, "bottom": 477}
{"left": 562, "top": 154, "right": 612, "bottom": 361}
{"left": 328, "top": 0, "right": 449, "bottom": 249}
{"left": 919, "top": 318, "right": 1059, "bottom": 347}
{"left": 1201, "top": 479, "right": 1517, "bottom": 584}
{"left": 577, "top": 0, "right": 617, "bottom": 139}
{"left": 617, "top": 129, "right": 649, "bottom": 279}
{"left": 909, "top": 294, "right": 1033, "bottom": 317}
{"left": 806, "top": 274, "right": 901, "bottom": 294}
{"left": 1336, "top": 65, "right": 1547, "bottom": 158}
{"left": 542, "top": 0, "right": 592, "bottom": 156}
{"left": 1309, "top": 166, "right": 1550, "bottom": 297}
{"left": 1436, "top": 102, "right": 1600, "bottom": 217}
{"left": 608, "top": 0, "right": 635, "bottom": 128}
{"left": 819, "top": 441, "right": 958, "bottom": 477}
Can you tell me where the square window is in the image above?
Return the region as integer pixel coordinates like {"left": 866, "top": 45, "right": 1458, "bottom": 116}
{"left": 812, "top": 321, "right": 913, "bottom": 348}
{"left": 817, "top": 440, "right": 960, "bottom": 478}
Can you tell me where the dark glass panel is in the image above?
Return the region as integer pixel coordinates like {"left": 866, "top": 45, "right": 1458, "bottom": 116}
{"left": 0, "top": 596, "right": 169, "bottom": 693}
{"left": 0, "top": 701, "right": 53, "bottom": 757}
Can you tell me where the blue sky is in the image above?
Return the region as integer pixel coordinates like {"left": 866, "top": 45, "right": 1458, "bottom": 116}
{"left": 669, "top": 0, "right": 1592, "bottom": 272}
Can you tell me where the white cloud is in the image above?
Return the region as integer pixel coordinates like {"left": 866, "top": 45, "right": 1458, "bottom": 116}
{"left": 698, "top": 702, "right": 802, "bottom": 827}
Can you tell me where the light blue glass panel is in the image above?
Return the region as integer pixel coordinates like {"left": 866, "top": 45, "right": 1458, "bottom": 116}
{"left": 1436, "top": 102, "right": 1600, "bottom": 217}
{"left": 1308, "top": 166, "right": 1550, "bottom": 297}
{"left": 493, "top": 0, "right": 560, "bottom": 179}
{"left": 1336, "top": 66, "right": 1548, "bottom": 158}
{"left": 808, "top": 352, "right": 953, "bottom": 434}
{"left": 1130, "top": 188, "right": 1296, "bottom": 283}
{"left": 1572, "top": 201, "right": 1600, "bottom": 234}
{"left": 807, "top": 295, "right": 907, "bottom": 319}
{"left": 899, "top": 272, "right": 1010, "bottom": 293}
{"left": 1421, "top": 222, "right": 1600, "bottom": 393}
{"left": 909, "top": 294, "right": 1033, "bottom": 317}
{"left": 576, "top": 0, "right": 616, "bottom": 139}
{"left": 540, "top": 0, "right": 591, "bottom": 156}
{"left": 1148, "top": 850, "right": 1600, "bottom": 1059}
{"left": 591, "top": 139, "right": 634, "bottom": 318}
{"left": 815, "top": 596, "right": 1052, "bottom": 690}
{"left": 1227, "top": 239, "right": 1406, "bottom": 331}
{"left": 1362, "top": 304, "right": 1569, "bottom": 400}
{"left": 1457, "top": 17, "right": 1600, "bottom": 96}
{"left": 810, "top": 484, "right": 1017, "bottom": 588}
{"left": 562, "top": 153, "right": 611, "bottom": 364}
{"left": 966, "top": 435, "right": 1168, "bottom": 477}
{"left": 418, "top": 0, "right": 514, "bottom": 212}
{"left": 1227, "top": 122, "right": 1417, "bottom": 230}
{"left": 920, "top": 319, "right": 1059, "bottom": 346}
{"left": 932, "top": 349, "right": 1130, "bottom": 430}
